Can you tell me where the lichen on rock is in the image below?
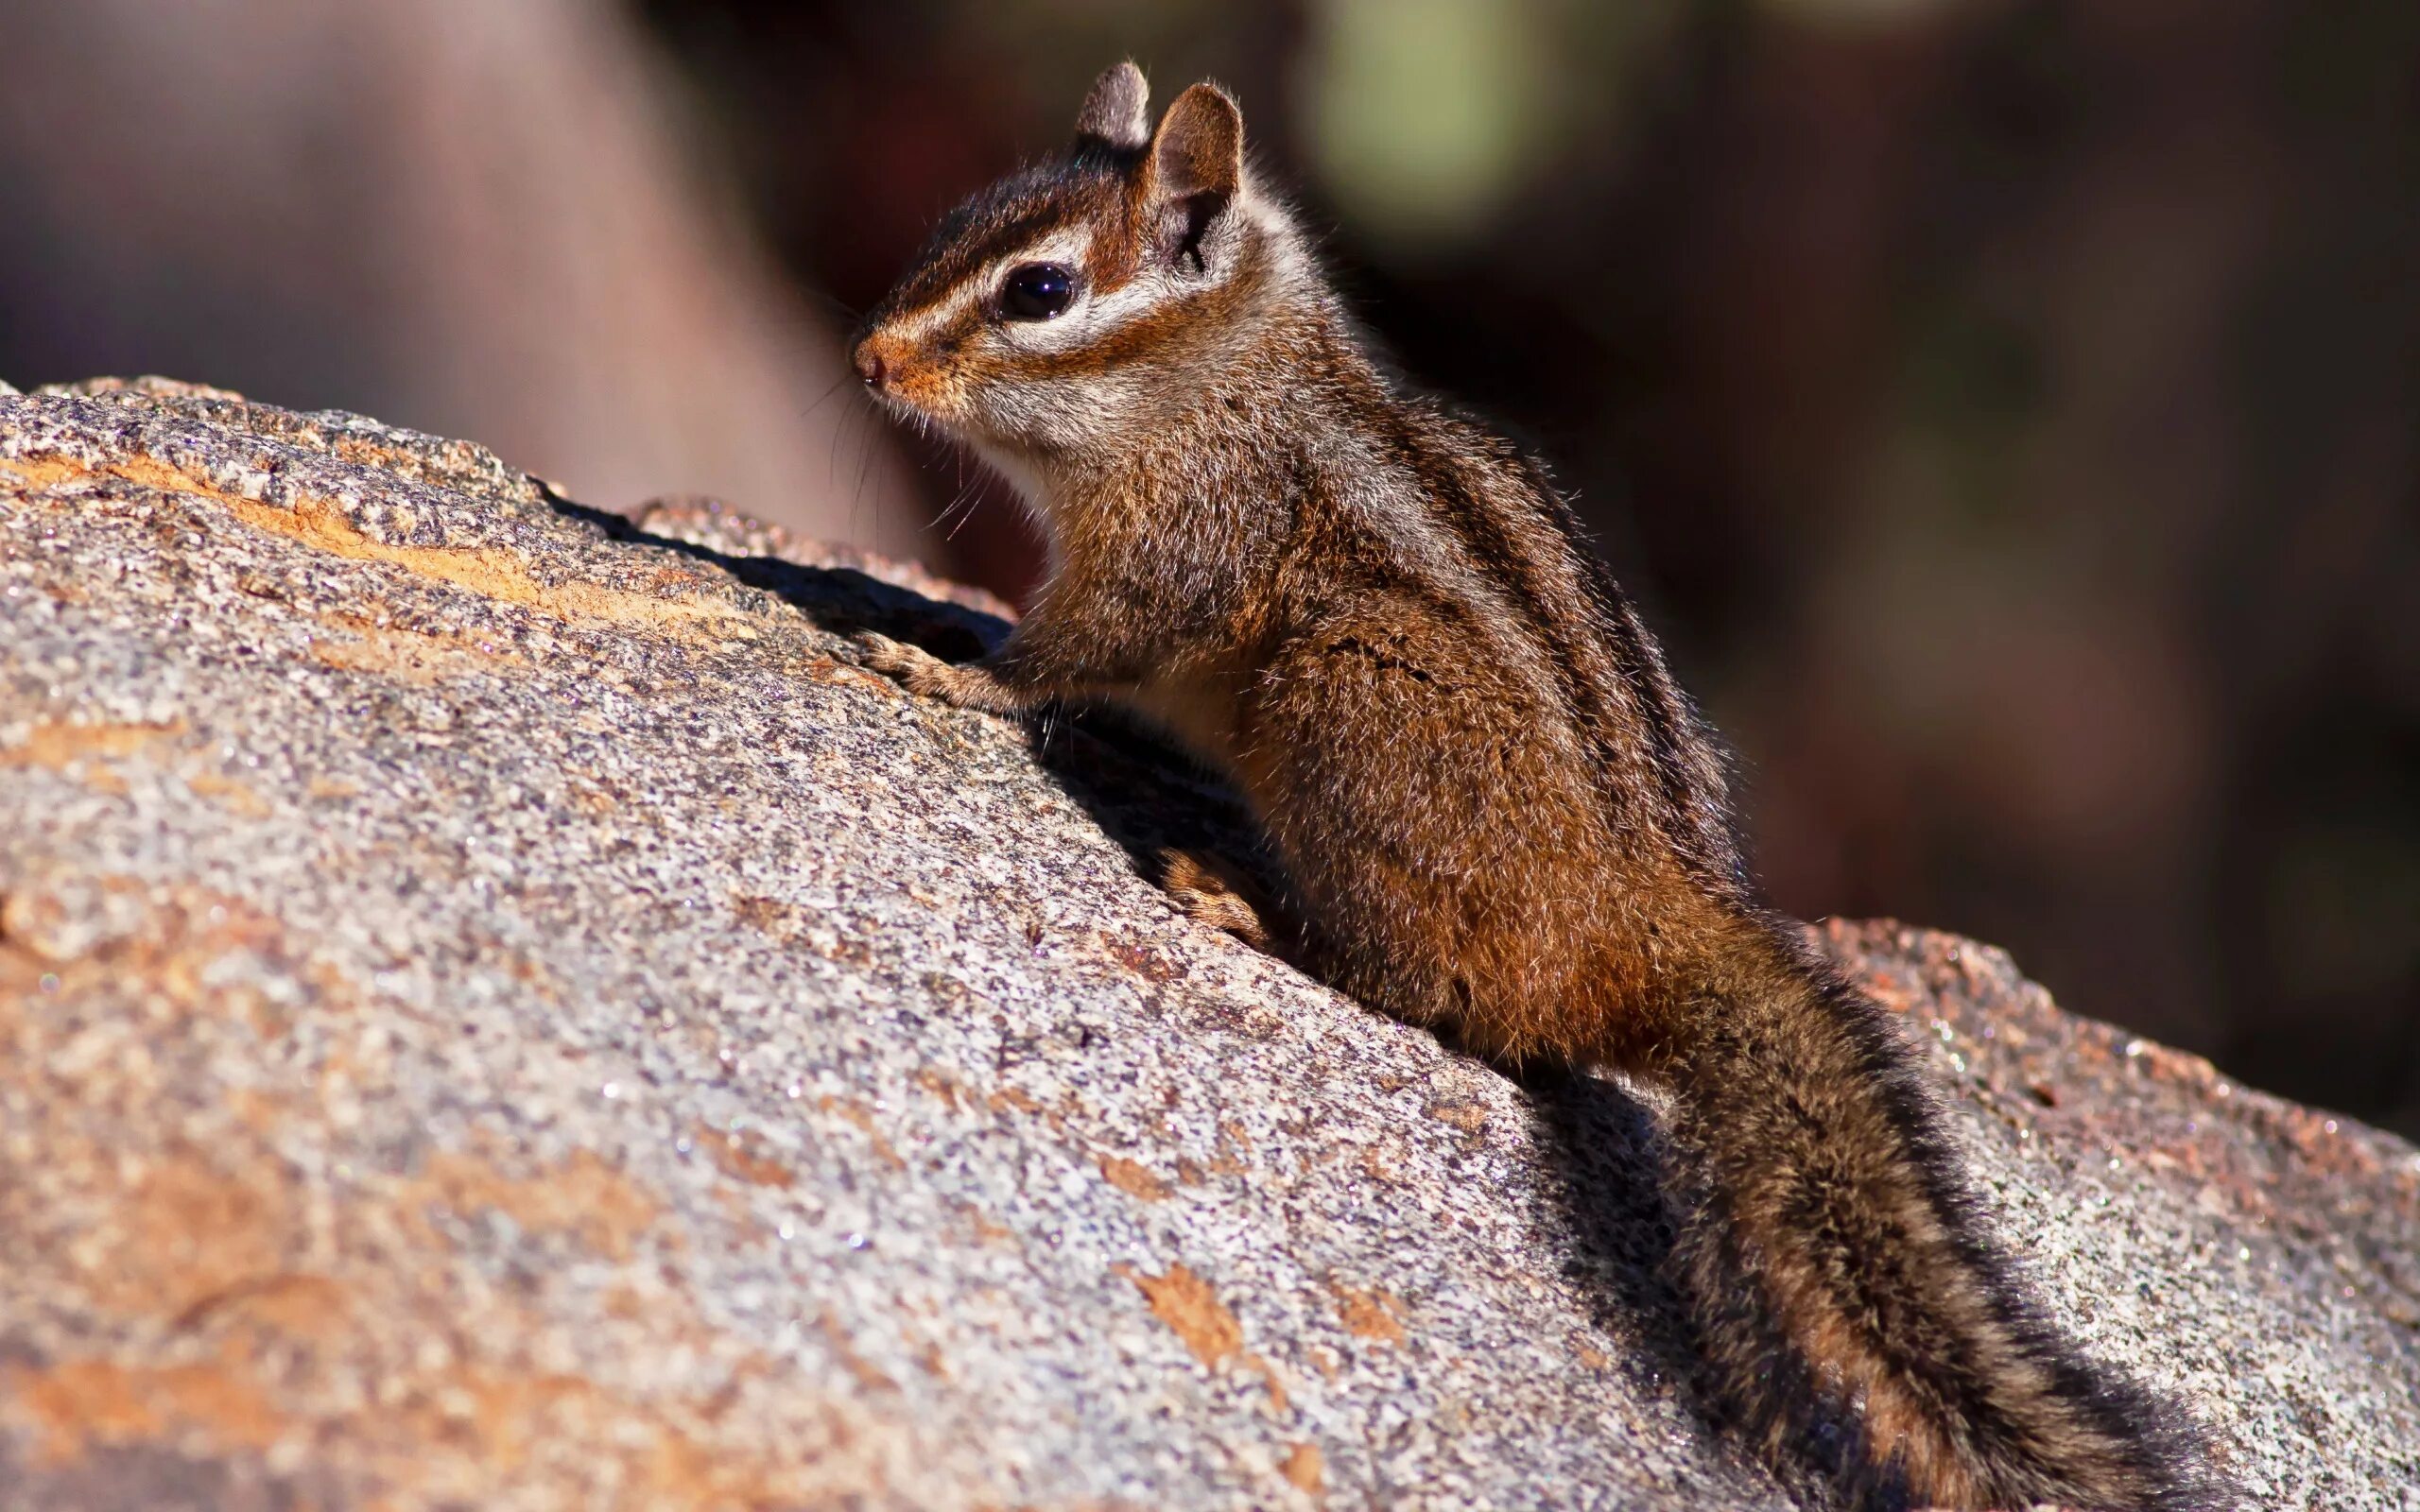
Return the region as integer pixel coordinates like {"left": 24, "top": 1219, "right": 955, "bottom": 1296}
{"left": 2, "top": 378, "right": 2415, "bottom": 1508}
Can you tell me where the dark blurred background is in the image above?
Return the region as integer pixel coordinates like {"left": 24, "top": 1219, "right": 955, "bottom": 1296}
{"left": 3, "top": 0, "right": 2412, "bottom": 1136}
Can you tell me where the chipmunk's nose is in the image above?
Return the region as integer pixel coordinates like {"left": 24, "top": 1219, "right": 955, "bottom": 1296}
{"left": 852, "top": 339, "right": 889, "bottom": 390}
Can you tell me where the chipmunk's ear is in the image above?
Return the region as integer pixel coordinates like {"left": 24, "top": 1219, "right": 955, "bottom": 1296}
{"left": 1075, "top": 61, "right": 1150, "bottom": 150}
{"left": 1148, "top": 82, "right": 1243, "bottom": 207}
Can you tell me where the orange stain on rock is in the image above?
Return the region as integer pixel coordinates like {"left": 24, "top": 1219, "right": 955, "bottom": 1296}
{"left": 1330, "top": 1283, "right": 1406, "bottom": 1347}
{"left": 415, "top": 1148, "right": 661, "bottom": 1262}
{"left": 182, "top": 769, "right": 273, "bottom": 817}
{"left": 1247, "top": 1354, "right": 1290, "bottom": 1413}
{"left": 952, "top": 1200, "right": 1017, "bottom": 1248}
{"left": 819, "top": 1313, "right": 900, "bottom": 1395}
{"left": 1425, "top": 1100, "right": 1488, "bottom": 1134}
{"left": 818, "top": 1096, "right": 907, "bottom": 1170}
{"left": 988, "top": 1084, "right": 1046, "bottom": 1116}
{"left": 0, "top": 718, "right": 189, "bottom": 770}
{"left": 912, "top": 1065, "right": 965, "bottom": 1112}
{"left": 6, "top": 449, "right": 763, "bottom": 640}
{"left": 84, "top": 1150, "right": 299, "bottom": 1321}
{"left": 1281, "top": 1440, "right": 1324, "bottom": 1494}
{"left": 1116, "top": 1263, "right": 1243, "bottom": 1368}
{"left": 308, "top": 609, "right": 527, "bottom": 685}
{"left": 693, "top": 1125, "right": 797, "bottom": 1189}
{"left": 1098, "top": 1154, "right": 1172, "bottom": 1202}
{"left": 176, "top": 1272, "right": 354, "bottom": 1342}
{"left": 3, "top": 1353, "right": 287, "bottom": 1467}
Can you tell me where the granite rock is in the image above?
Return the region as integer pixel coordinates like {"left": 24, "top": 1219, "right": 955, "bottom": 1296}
{"left": 1, "top": 378, "right": 2414, "bottom": 1510}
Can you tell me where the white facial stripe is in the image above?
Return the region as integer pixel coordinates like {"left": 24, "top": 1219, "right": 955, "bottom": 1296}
{"left": 989, "top": 227, "right": 1093, "bottom": 286}
{"left": 981, "top": 228, "right": 1104, "bottom": 354}
{"left": 1003, "top": 194, "right": 1297, "bottom": 358}
{"left": 890, "top": 291, "right": 977, "bottom": 345}
{"left": 994, "top": 239, "right": 1205, "bottom": 360}
{"left": 885, "top": 227, "right": 1097, "bottom": 345}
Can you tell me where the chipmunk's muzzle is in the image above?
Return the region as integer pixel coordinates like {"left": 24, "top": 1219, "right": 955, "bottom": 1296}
{"left": 850, "top": 323, "right": 972, "bottom": 427}
{"left": 852, "top": 331, "right": 911, "bottom": 397}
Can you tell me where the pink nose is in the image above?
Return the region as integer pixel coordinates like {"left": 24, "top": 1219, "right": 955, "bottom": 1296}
{"left": 853, "top": 342, "right": 888, "bottom": 389}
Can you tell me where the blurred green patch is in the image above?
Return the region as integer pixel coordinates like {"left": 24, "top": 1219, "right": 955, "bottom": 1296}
{"left": 1297, "top": 0, "right": 1672, "bottom": 256}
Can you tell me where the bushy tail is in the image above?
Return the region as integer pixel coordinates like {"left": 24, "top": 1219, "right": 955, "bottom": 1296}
{"left": 1645, "top": 919, "right": 2224, "bottom": 1510}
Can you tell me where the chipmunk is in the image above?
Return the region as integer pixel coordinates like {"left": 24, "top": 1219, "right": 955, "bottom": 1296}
{"left": 847, "top": 62, "right": 2221, "bottom": 1511}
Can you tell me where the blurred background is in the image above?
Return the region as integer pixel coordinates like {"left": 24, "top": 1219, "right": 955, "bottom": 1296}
{"left": 2, "top": 0, "right": 2412, "bottom": 1136}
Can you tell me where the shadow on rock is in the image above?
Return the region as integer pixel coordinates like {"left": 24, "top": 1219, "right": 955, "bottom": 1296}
{"left": 552, "top": 492, "right": 1008, "bottom": 662}
{"left": 1519, "top": 1066, "right": 1869, "bottom": 1510}
{"left": 590, "top": 492, "right": 1873, "bottom": 1511}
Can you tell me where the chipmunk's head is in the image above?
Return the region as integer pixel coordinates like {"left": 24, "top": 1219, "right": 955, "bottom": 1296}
{"left": 852, "top": 62, "right": 1299, "bottom": 460}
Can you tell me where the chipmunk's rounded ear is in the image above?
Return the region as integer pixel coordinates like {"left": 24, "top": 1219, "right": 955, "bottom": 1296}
{"left": 1075, "top": 60, "right": 1150, "bottom": 150}
{"left": 1149, "top": 82, "right": 1243, "bottom": 205}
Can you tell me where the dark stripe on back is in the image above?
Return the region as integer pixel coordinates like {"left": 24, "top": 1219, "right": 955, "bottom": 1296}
{"left": 1526, "top": 458, "right": 1737, "bottom": 879}
{"left": 1381, "top": 405, "right": 1732, "bottom": 870}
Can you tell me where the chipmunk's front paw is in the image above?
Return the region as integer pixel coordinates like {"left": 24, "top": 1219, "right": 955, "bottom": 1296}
{"left": 849, "top": 632, "right": 1016, "bottom": 711}
{"left": 1156, "top": 848, "right": 1277, "bottom": 953}
{"left": 850, "top": 631, "right": 961, "bottom": 697}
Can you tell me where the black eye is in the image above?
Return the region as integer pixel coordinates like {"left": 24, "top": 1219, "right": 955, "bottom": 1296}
{"left": 1000, "top": 263, "right": 1078, "bottom": 321}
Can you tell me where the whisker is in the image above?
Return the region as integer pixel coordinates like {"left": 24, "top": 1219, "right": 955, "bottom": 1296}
{"left": 798, "top": 370, "right": 856, "bottom": 424}
{"left": 850, "top": 398, "right": 881, "bottom": 544}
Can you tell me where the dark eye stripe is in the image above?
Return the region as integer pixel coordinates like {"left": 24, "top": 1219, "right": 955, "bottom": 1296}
{"left": 1000, "top": 263, "right": 1078, "bottom": 321}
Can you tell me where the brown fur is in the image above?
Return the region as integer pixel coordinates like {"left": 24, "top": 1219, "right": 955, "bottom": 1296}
{"left": 848, "top": 63, "right": 2225, "bottom": 1512}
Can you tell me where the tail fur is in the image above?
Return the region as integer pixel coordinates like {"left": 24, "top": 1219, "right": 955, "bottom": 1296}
{"left": 1646, "top": 919, "right": 2226, "bottom": 1510}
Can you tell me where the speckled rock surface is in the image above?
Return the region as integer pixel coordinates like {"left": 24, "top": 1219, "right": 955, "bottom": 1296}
{"left": 1, "top": 379, "right": 2414, "bottom": 1511}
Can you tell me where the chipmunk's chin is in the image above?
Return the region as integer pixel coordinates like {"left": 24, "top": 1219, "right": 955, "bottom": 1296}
{"left": 891, "top": 396, "right": 1041, "bottom": 463}
{"left": 868, "top": 386, "right": 951, "bottom": 429}
{"left": 968, "top": 440, "right": 1056, "bottom": 525}
{"left": 865, "top": 388, "right": 1050, "bottom": 507}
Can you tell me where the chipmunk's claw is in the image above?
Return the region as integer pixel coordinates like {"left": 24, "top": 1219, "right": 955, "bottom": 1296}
{"left": 847, "top": 631, "right": 1011, "bottom": 710}
{"left": 1156, "top": 848, "right": 1288, "bottom": 955}
{"left": 848, "top": 630, "right": 929, "bottom": 679}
